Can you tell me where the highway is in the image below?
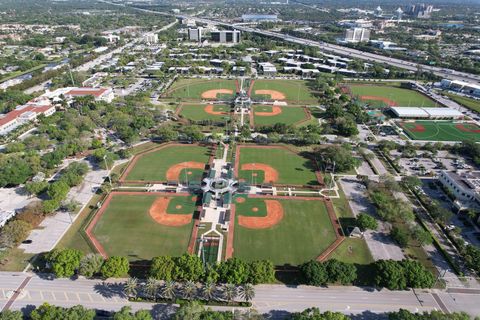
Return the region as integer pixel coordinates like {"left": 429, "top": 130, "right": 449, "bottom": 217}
{"left": 98, "top": 0, "right": 480, "bottom": 85}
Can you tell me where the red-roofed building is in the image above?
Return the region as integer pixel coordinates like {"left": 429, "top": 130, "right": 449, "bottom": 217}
{"left": 65, "top": 87, "right": 114, "bottom": 103}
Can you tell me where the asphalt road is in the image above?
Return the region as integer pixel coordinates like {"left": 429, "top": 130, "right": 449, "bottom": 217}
{"left": 2, "top": 272, "right": 480, "bottom": 318}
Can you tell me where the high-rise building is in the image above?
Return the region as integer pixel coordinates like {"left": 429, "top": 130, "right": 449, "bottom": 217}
{"left": 405, "top": 4, "right": 433, "bottom": 19}
{"left": 396, "top": 7, "right": 404, "bottom": 21}
{"left": 344, "top": 28, "right": 371, "bottom": 43}
{"left": 188, "top": 27, "right": 203, "bottom": 42}
{"left": 143, "top": 32, "right": 158, "bottom": 44}
{"left": 375, "top": 6, "right": 383, "bottom": 16}
{"left": 211, "top": 30, "right": 241, "bottom": 43}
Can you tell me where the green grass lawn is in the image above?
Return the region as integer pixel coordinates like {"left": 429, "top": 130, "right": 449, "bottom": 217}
{"left": 328, "top": 238, "right": 374, "bottom": 265}
{"left": 252, "top": 79, "right": 317, "bottom": 103}
{"left": 237, "top": 146, "right": 319, "bottom": 186}
{"left": 92, "top": 194, "right": 195, "bottom": 260}
{"left": 444, "top": 93, "right": 480, "bottom": 113}
{"left": 233, "top": 199, "right": 336, "bottom": 265}
{"left": 179, "top": 104, "right": 231, "bottom": 121}
{"left": 124, "top": 145, "right": 211, "bottom": 182}
{"left": 167, "top": 78, "right": 237, "bottom": 99}
{"left": 252, "top": 106, "right": 309, "bottom": 127}
{"left": 348, "top": 85, "right": 438, "bottom": 107}
{"left": 399, "top": 121, "right": 480, "bottom": 142}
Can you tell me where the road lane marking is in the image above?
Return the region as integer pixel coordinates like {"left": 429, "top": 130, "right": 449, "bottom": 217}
{"left": 1, "top": 276, "right": 31, "bottom": 312}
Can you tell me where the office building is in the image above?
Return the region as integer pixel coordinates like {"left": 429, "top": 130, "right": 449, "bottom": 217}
{"left": 188, "top": 27, "right": 203, "bottom": 42}
{"left": 344, "top": 28, "right": 371, "bottom": 43}
{"left": 143, "top": 32, "right": 158, "bottom": 44}
{"left": 211, "top": 30, "right": 241, "bottom": 43}
{"left": 405, "top": 4, "right": 434, "bottom": 19}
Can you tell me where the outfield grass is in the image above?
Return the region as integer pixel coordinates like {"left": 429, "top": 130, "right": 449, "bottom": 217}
{"left": 179, "top": 104, "right": 231, "bottom": 121}
{"left": 252, "top": 79, "right": 317, "bottom": 103}
{"left": 444, "top": 93, "right": 480, "bottom": 113}
{"left": 233, "top": 198, "right": 336, "bottom": 265}
{"left": 348, "top": 85, "right": 438, "bottom": 107}
{"left": 237, "top": 146, "right": 319, "bottom": 186}
{"left": 252, "top": 106, "right": 309, "bottom": 127}
{"left": 92, "top": 194, "right": 195, "bottom": 260}
{"left": 399, "top": 121, "right": 480, "bottom": 142}
{"left": 167, "top": 78, "right": 237, "bottom": 99}
{"left": 124, "top": 145, "right": 211, "bottom": 182}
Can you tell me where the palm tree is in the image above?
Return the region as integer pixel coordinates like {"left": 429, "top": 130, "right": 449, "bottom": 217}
{"left": 238, "top": 284, "right": 255, "bottom": 303}
{"left": 183, "top": 280, "right": 196, "bottom": 300}
{"left": 161, "top": 280, "right": 176, "bottom": 301}
{"left": 202, "top": 282, "right": 216, "bottom": 301}
{"left": 124, "top": 277, "right": 138, "bottom": 299}
{"left": 144, "top": 277, "right": 159, "bottom": 301}
{"left": 223, "top": 283, "right": 237, "bottom": 305}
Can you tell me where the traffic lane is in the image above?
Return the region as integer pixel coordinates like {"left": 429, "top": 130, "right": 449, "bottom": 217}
{"left": 437, "top": 291, "right": 480, "bottom": 317}
{"left": 0, "top": 273, "right": 30, "bottom": 310}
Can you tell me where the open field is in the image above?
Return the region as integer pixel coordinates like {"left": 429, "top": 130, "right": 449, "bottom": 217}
{"left": 252, "top": 105, "right": 310, "bottom": 127}
{"left": 347, "top": 85, "right": 438, "bottom": 108}
{"left": 235, "top": 145, "right": 319, "bottom": 186}
{"left": 166, "top": 78, "right": 237, "bottom": 99}
{"left": 90, "top": 193, "right": 196, "bottom": 260}
{"left": 233, "top": 196, "right": 336, "bottom": 265}
{"left": 178, "top": 104, "right": 231, "bottom": 121}
{"left": 121, "top": 144, "right": 211, "bottom": 183}
{"left": 399, "top": 120, "right": 480, "bottom": 142}
{"left": 444, "top": 93, "right": 480, "bottom": 113}
{"left": 251, "top": 79, "right": 317, "bottom": 103}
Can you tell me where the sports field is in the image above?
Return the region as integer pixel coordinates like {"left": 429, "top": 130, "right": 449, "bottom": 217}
{"left": 91, "top": 193, "right": 196, "bottom": 260}
{"left": 179, "top": 104, "right": 231, "bottom": 121}
{"left": 399, "top": 121, "right": 480, "bottom": 142}
{"left": 233, "top": 196, "right": 336, "bottom": 265}
{"left": 167, "top": 78, "right": 237, "bottom": 99}
{"left": 235, "top": 145, "right": 319, "bottom": 186}
{"left": 122, "top": 144, "right": 211, "bottom": 183}
{"left": 348, "top": 85, "right": 438, "bottom": 108}
{"left": 251, "top": 79, "right": 317, "bottom": 103}
{"left": 252, "top": 105, "right": 310, "bottom": 127}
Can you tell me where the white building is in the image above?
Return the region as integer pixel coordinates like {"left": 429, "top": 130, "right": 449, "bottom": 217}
{"left": 440, "top": 79, "right": 480, "bottom": 98}
{"left": 188, "top": 27, "right": 203, "bottom": 42}
{"left": 390, "top": 107, "right": 463, "bottom": 119}
{"left": 143, "top": 32, "right": 158, "bottom": 44}
{"left": 343, "top": 28, "right": 371, "bottom": 43}
{"left": 439, "top": 170, "right": 480, "bottom": 211}
{"left": 258, "top": 62, "right": 277, "bottom": 76}
{"left": 43, "top": 87, "right": 115, "bottom": 103}
{"left": 211, "top": 30, "right": 241, "bottom": 43}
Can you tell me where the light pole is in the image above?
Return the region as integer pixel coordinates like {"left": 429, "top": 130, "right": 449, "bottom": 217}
{"left": 103, "top": 155, "right": 112, "bottom": 187}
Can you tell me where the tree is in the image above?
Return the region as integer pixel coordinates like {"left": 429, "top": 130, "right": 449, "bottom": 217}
{"left": 0, "top": 220, "right": 32, "bottom": 248}
{"left": 25, "top": 181, "right": 49, "bottom": 196}
{"left": 402, "top": 176, "right": 422, "bottom": 190}
{"left": 300, "top": 260, "right": 327, "bottom": 286}
{"left": 124, "top": 278, "right": 138, "bottom": 299}
{"left": 173, "top": 254, "right": 204, "bottom": 281}
{"left": 223, "top": 283, "right": 237, "bottom": 304}
{"left": 46, "top": 248, "right": 83, "bottom": 278}
{"left": 157, "top": 125, "right": 178, "bottom": 141}
{"left": 248, "top": 260, "right": 275, "bottom": 284}
{"left": 161, "top": 280, "right": 176, "bottom": 301}
{"left": 149, "top": 256, "right": 176, "bottom": 280}
{"left": 202, "top": 282, "right": 216, "bottom": 301}
{"left": 144, "top": 277, "right": 159, "bottom": 301}
{"left": 402, "top": 260, "right": 435, "bottom": 288}
{"left": 238, "top": 283, "right": 255, "bottom": 302}
{"left": 391, "top": 226, "right": 409, "bottom": 247}
{"left": 78, "top": 253, "right": 104, "bottom": 278}
{"left": 174, "top": 301, "right": 203, "bottom": 320}
{"left": 315, "top": 145, "right": 360, "bottom": 173}
{"left": 113, "top": 306, "right": 152, "bottom": 320}
{"left": 412, "top": 226, "right": 433, "bottom": 246}
{"left": 374, "top": 260, "right": 407, "bottom": 290}
{"left": 0, "top": 310, "right": 23, "bottom": 320}
{"left": 290, "top": 308, "right": 350, "bottom": 320}
{"left": 101, "top": 256, "right": 130, "bottom": 278}
{"left": 183, "top": 280, "right": 197, "bottom": 300}
{"left": 216, "top": 258, "right": 251, "bottom": 285}
{"left": 356, "top": 213, "right": 378, "bottom": 231}
{"left": 323, "top": 259, "right": 357, "bottom": 285}
{"left": 47, "top": 180, "right": 70, "bottom": 201}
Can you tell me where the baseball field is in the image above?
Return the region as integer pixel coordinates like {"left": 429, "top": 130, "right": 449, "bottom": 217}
{"left": 251, "top": 105, "right": 311, "bottom": 127}
{"left": 89, "top": 193, "right": 197, "bottom": 260}
{"left": 235, "top": 145, "right": 320, "bottom": 186}
{"left": 121, "top": 144, "right": 212, "bottom": 183}
{"left": 250, "top": 79, "right": 317, "bottom": 103}
{"left": 347, "top": 84, "right": 438, "bottom": 108}
{"left": 166, "top": 78, "right": 237, "bottom": 99}
{"left": 178, "top": 104, "right": 231, "bottom": 121}
{"left": 232, "top": 196, "right": 337, "bottom": 265}
{"left": 399, "top": 121, "right": 480, "bottom": 142}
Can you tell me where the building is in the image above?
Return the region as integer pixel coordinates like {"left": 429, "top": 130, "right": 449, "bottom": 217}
{"left": 439, "top": 170, "right": 480, "bottom": 211}
{"left": 211, "top": 30, "right": 241, "bottom": 43}
{"left": 374, "top": 6, "right": 383, "bottom": 16}
{"left": 343, "top": 28, "right": 371, "bottom": 43}
{"left": 396, "top": 7, "right": 404, "bottom": 20}
{"left": 390, "top": 107, "right": 463, "bottom": 119}
{"left": 241, "top": 14, "right": 278, "bottom": 22}
{"left": 258, "top": 62, "right": 277, "bottom": 76}
{"left": 405, "top": 4, "right": 434, "bottom": 19}
{"left": 143, "top": 32, "right": 158, "bottom": 44}
{"left": 64, "top": 87, "right": 115, "bottom": 103}
{"left": 0, "top": 97, "right": 55, "bottom": 135}
{"left": 440, "top": 79, "right": 480, "bottom": 98}
{"left": 188, "top": 27, "right": 203, "bottom": 42}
